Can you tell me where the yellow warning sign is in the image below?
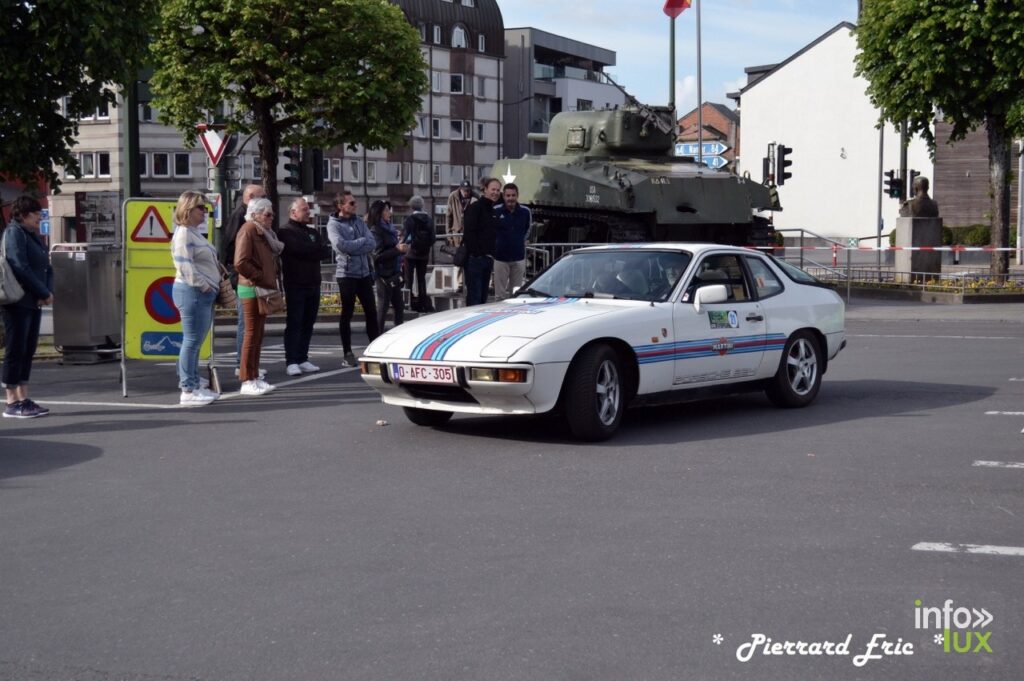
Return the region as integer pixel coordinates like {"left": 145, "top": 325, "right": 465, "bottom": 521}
{"left": 123, "top": 199, "right": 214, "bottom": 360}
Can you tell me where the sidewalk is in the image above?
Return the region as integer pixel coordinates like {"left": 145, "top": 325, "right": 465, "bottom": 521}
{"left": 845, "top": 295, "right": 1024, "bottom": 323}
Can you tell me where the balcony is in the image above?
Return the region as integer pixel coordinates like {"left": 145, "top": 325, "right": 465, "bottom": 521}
{"left": 533, "top": 64, "right": 614, "bottom": 85}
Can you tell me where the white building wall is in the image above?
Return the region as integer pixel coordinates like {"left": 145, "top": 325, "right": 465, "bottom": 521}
{"left": 554, "top": 80, "right": 625, "bottom": 112}
{"left": 740, "top": 26, "right": 932, "bottom": 240}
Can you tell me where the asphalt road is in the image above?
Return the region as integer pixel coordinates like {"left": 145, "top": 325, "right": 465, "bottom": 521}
{"left": 2, "top": 299, "right": 1022, "bottom": 681}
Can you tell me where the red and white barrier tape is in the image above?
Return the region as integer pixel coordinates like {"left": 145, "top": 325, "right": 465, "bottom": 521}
{"left": 754, "top": 245, "right": 1020, "bottom": 252}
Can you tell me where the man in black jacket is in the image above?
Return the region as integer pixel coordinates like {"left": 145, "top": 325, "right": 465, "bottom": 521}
{"left": 462, "top": 177, "right": 501, "bottom": 306}
{"left": 278, "top": 197, "right": 331, "bottom": 376}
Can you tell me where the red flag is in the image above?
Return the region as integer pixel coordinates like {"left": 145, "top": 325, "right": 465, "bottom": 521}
{"left": 663, "top": 0, "right": 691, "bottom": 18}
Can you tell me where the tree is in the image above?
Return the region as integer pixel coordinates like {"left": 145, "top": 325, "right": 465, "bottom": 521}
{"left": 0, "top": 1, "right": 158, "bottom": 192}
{"left": 854, "top": 0, "right": 1024, "bottom": 276}
{"left": 149, "top": 0, "right": 429, "bottom": 214}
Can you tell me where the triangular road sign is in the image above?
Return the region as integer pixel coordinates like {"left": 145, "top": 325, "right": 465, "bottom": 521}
{"left": 131, "top": 205, "right": 172, "bottom": 243}
{"left": 200, "top": 129, "right": 228, "bottom": 166}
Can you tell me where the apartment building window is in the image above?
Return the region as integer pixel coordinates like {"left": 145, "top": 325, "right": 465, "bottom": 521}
{"left": 97, "top": 152, "right": 111, "bottom": 178}
{"left": 450, "top": 74, "right": 464, "bottom": 94}
{"left": 174, "top": 152, "right": 191, "bottom": 177}
{"left": 432, "top": 164, "right": 442, "bottom": 184}
{"left": 476, "top": 76, "right": 486, "bottom": 98}
{"left": 414, "top": 163, "right": 427, "bottom": 185}
{"left": 347, "top": 160, "right": 362, "bottom": 183}
{"left": 323, "top": 158, "right": 330, "bottom": 182}
{"left": 332, "top": 159, "right": 342, "bottom": 182}
{"left": 418, "top": 23, "right": 426, "bottom": 42}
{"left": 478, "top": 33, "right": 486, "bottom": 52}
{"left": 387, "top": 162, "right": 402, "bottom": 184}
{"left": 576, "top": 99, "right": 593, "bottom": 112}
{"left": 432, "top": 118, "right": 441, "bottom": 139}
{"left": 402, "top": 162, "right": 412, "bottom": 184}
{"left": 138, "top": 152, "right": 148, "bottom": 178}
{"left": 450, "top": 120, "right": 464, "bottom": 140}
{"left": 477, "top": 122, "right": 485, "bottom": 142}
{"left": 416, "top": 116, "right": 428, "bottom": 138}
{"left": 95, "top": 101, "right": 110, "bottom": 119}
{"left": 139, "top": 104, "right": 154, "bottom": 122}
{"left": 79, "top": 153, "right": 95, "bottom": 178}
{"left": 462, "top": 0, "right": 475, "bottom": 6}
{"left": 452, "top": 26, "right": 467, "bottom": 49}
{"left": 152, "top": 152, "right": 170, "bottom": 177}
{"left": 433, "top": 25, "right": 441, "bottom": 45}
{"left": 366, "top": 161, "right": 377, "bottom": 184}
{"left": 431, "top": 70, "right": 443, "bottom": 93}
{"left": 464, "top": 119, "right": 472, "bottom": 140}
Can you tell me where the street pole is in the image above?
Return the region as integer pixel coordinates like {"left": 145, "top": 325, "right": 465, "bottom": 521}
{"left": 669, "top": 15, "right": 675, "bottom": 110}
{"left": 876, "top": 125, "right": 884, "bottom": 277}
{"left": 696, "top": 0, "right": 703, "bottom": 170}
{"left": 1017, "top": 139, "right": 1023, "bottom": 266}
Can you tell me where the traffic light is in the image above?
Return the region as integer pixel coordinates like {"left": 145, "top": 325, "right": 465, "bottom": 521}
{"left": 883, "top": 170, "right": 902, "bottom": 199}
{"left": 311, "top": 148, "right": 324, "bottom": 192}
{"left": 776, "top": 144, "right": 792, "bottom": 185}
{"left": 762, "top": 156, "right": 771, "bottom": 184}
{"left": 907, "top": 169, "right": 920, "bottom": 196}
{"left": 283, "top": 147, "right": 302, "bottom": 192}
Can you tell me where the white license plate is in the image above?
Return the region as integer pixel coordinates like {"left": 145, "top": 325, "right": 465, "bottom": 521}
{"left": 391, "top": 363, "right": 457, "bottom": 384}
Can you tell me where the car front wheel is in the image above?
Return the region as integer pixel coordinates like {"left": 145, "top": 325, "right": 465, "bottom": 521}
{"left": 403, "top": 406, "right": 454, "bottom": 427}
{"left": 765, "top": 331, "right": 822, "bottom": 407}
{"left": 563, "top": 344, "right": 624, "bottom": 441}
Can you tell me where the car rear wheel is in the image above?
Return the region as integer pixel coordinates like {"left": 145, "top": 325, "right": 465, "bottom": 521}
{"left": 563, "top": 344, "right": 624, "bottom": 441}
{"left": 403, "top": 407, "right": 454, "bottom": 427}
{"left": 765, "top": 331, "right": 821, "bottom": 407}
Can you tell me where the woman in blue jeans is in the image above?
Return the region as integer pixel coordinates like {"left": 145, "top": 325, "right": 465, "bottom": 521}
{"left": 2, "top": 196, "right": 54, "bottom": 419}
{"left": 169, "top": 191, "right": 220, "bottom": 406}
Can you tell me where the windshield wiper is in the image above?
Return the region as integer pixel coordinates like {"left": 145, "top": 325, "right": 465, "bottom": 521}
{"left": 517, "top": 287, "right": 553, "bottom": 298}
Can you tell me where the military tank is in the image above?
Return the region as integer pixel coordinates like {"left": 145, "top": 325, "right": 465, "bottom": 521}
{"left": 492, "top": 91, "right": 779, "bottom": 246}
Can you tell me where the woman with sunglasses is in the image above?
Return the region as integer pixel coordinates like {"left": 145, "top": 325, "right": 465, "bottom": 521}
{"left": 170, "top": 190, "right": 221, "bottom": 406}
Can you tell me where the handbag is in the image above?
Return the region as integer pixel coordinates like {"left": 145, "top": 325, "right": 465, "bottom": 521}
{"left": 0, "top": 233, "right": 26, "bottom": 306}
{"left": 255, "top": 286, "right": 285, "bottom": 316}
{"left": 215, "top": 264, "right": 237, "bottom": 308}
{"left": 452, "top": 244, "right": 468, "bottom": 268}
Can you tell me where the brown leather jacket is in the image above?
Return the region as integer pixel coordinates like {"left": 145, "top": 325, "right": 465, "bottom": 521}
{"left": 234, "top": 221, "right": 281, "bottom": 288}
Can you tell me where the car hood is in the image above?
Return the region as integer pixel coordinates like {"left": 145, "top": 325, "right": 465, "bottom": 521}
{"left": 365, "top": 297, "right": 617, "bottom": 361}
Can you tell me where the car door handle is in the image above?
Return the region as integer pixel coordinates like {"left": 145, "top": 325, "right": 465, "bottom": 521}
{"left": 746, "top": 313, "right": 764, "bottom": 322}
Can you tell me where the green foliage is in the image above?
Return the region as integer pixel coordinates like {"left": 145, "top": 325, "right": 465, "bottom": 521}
{"left": 0, "top": 1, "right": 158, "bottom": 192}
{"left": 149, "top": 0, "right": 428, "bottom": 208}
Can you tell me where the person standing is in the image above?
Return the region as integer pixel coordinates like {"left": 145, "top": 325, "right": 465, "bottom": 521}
{"left": 221, "top": 183, "right": 266, "bottom": 379}
{"left": 327, "top": 191, "right": 378, "bottom": 367}
{"left": 279, "top": 197, "right": 331, "bottom": 377}
{"left": 370, "top": 199, "right": 407, "bottom": 332}
{"left": 462, "top": 177, "right": 501, "bottom": 306}
{"left": 492, "top": 183, "right": 532, "bottom": 300}
{"left": 445, "top": 179, "right": 475, "bottom": 246}
{"left": 2, "top": 196, "right": 54, "bottom": 418}
{"left": 169, "top": 191, "right": 220, "bottom": 406}
{"left": 402, "top": 195, "right": 435, "bottom": 313}
{"left": 234, "top": 197, "right": 283, "bottom": 396}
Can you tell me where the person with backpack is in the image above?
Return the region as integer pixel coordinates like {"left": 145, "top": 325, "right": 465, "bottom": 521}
{"left": 370, "top": 199, "right": 407, "bottom": 332}
{"left": 402, "top": 195, "right": 435, "bottom": 313}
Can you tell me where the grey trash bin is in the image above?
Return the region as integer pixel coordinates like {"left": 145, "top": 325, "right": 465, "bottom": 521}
{"left": 51, "top": 243, "right": 122, "bottom": 363}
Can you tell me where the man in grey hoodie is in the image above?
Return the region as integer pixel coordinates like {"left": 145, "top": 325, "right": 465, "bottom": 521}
{"left": 327, "top": 191, "right": 378, "bottom": 366}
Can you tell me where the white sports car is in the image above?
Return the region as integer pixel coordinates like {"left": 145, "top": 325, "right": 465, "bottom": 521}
{"left": 360, "top": 243, "right": 846, "bottom": 440}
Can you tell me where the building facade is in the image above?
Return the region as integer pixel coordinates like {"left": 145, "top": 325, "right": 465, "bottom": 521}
{"left": 503, "top": 27, "right": 625, "bottom": 159}
{"left": 733, "top": 22, "right": 932, "bottom": 241}
{"left": 676, "top": 103, "right": 740, "bottom": 169}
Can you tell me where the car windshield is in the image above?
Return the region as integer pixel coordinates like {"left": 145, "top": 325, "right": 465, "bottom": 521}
{"left": 521, "top": 249, "right": 693, "bottom": 302}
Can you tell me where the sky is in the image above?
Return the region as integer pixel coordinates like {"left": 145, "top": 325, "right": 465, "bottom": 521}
{"left": 499, "top": 0, "right": 859, "bottom": 115}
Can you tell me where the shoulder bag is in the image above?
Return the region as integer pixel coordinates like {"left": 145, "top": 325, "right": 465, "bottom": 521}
{"left": 0, "top": 232, "right": 26, "bottom": 306}
{"left": 215, "top": 263, "right": 237, "bottom": 308}
{"left": 255, "top": 286, "right": 285, "bottom": 316}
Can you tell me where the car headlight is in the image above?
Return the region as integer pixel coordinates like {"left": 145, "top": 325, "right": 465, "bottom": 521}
{"left": 480, "top": 336, "right": 533, "bottom": 358}
{"left": 469, "top": 367, "right": 528, "bottom": 383}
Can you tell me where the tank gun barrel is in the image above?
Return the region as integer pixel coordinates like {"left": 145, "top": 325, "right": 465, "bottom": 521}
{"left": 602, "top": 72, "right": 675, "bottom": 138}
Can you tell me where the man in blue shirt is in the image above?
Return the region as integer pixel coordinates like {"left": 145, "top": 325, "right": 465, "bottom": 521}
{"left": 492, "top": 183, "right": 532, "bottom": 300}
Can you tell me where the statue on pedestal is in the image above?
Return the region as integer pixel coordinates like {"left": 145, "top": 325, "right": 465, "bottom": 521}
{"left": 899, "top": 176, "right": 939, "bottom": 218}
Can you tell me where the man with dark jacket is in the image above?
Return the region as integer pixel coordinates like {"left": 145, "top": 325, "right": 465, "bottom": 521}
{"left": 278, "top": 197, "right": 331, "bottom": 376}
{"left": 402, "top": 195, "right": 435, "bottom": 312}
{"left": 462, "top": 177, "right": 501, "bottom": 306}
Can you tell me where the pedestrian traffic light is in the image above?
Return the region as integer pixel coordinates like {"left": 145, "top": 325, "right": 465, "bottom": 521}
{"left": 311, "top": 148, "right": 324, "bottom": 192}
{"left": 283, "top": 147, "right": 302, "bottom": 192}
{"left": 776, "top": 144, "right": 792, "bottom": 186}
{"left": 908, "top": 168, "right": 920, "bottom": 196}
{"left": 883, "top": 170, "right": 902, "bottom": 199}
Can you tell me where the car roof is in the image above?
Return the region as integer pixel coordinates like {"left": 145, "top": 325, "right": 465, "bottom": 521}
{"left": 573, "top": 243, "right": 761, "bottom": 255}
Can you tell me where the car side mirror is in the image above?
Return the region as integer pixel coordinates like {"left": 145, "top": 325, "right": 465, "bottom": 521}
{"left": 693, "top": 284, "right": 728, "bottom": 313}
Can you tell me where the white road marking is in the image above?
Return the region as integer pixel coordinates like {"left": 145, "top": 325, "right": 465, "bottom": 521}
{"left": 1009, "top": 378, "right": 1024, "bottom": 382}
{"left": 985, "top": 411, "right": 1024, "bottom": 416}
{"left": 38, "top": 367, "right": 362, "bottom": 410}
{"left": 973, "top": 460, "right": 1024, "bottom": 469}
{"left": 849, "top": 334, "right": 1018, "bottom": 340}
{"left": 912, "top": 542, "right": 1024, "bottom": 557}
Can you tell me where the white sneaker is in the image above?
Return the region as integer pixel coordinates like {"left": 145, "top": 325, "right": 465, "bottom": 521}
{"left": 196, "top": 387, "right": 220, "bottom": 401}
{"left": 234, "top": 368, "right": 267, "bottom": 379}
{"left": 180, "top": 390, "right": 216, "bottom": 406}
{"left": 200, "top": 377, "right": 210, "bottom": 389}
{"left": 255, "top": 379, "right": 276, "bottom": 394}
{"left": 240, "top": 380, "right": 272, "bottom": 396}
{"left": 286, "top": 364, "right": 302, "bottom": 376}
{"left": 298, "top": 361, "right": 320, "bottom": 373}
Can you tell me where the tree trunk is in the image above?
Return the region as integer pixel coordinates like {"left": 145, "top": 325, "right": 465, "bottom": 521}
{"left": 986, "top": 114, "right": 1011, "bottom": 276}
{"left": 256, "top": 101, "right": 280, "bottom": 227}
